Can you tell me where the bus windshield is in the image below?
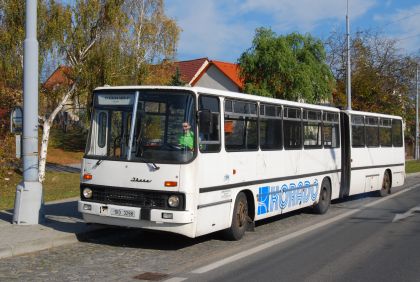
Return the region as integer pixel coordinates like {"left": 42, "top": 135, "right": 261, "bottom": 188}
{"left": 85, "top": 89, "right": 196, "bottom": 164}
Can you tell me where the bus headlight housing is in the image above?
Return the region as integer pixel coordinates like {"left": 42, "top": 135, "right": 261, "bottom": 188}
{"left": 83, "top": 188, "right": 93, "bottom": 199}
{"left": 168, "top": 195, "right": 180, "bottom": 208}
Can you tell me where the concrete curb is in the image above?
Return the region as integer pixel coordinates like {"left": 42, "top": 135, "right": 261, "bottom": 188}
{"left": 0, "top": 233, "right": 77, "bottom": 259}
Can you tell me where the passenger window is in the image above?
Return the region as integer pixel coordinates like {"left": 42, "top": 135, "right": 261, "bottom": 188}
{"left": 198, "top": 95, "right": 221, "bottom": 152}
{"left": 323, "top": 112, "right": 340, "bottom": 148}
{"left": 260, "top": 104, "right": 282, "bottom": 150}
{"left": 283, "top": 107, "right": 302, "bottom": 149}
{"left": 379, "top": 118, "right": 392, "bottom": 147}
{"left": 303, "top": 109, "right": 322, "bottom": 148}
{"left": 225, "top": 99, "right": 258, "bottom": 151}
{"left": 392, "top": 119, "right": 403, "bottom": 147}
{"left": 365, "top": 117, "right": 379, "bottom": 147}
{"left": 351, "top": 115, "right": 365, "bottom": 147}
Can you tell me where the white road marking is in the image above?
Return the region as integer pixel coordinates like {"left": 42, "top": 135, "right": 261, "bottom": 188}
{"left": 392, "top": 205, "right": 420, "bottom": 222}
{"left": 163, "top": 277, "right": 187, "bottom": 282}
{"left": 190, "top": 184, "right": 420, "bottom": 274}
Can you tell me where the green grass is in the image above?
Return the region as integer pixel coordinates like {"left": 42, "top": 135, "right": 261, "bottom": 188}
{"left": 0, "top": 169, "right": 80, "bottom": 210}
{"left": 405, "top": 160, "right": 420, "bottom": 174}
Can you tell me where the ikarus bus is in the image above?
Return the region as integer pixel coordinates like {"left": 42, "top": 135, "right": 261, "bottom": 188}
{"left": 78, "top": 86, "right": 405, "bottom": 240}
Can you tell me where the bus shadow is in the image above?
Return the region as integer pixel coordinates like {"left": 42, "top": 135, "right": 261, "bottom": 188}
{"left": 77, "top": 227, "right": 217, "bottom": 251}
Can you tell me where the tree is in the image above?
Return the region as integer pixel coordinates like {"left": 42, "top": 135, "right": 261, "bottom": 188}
{"left": 238, "top": 28, "right": 335, "bottom": 103}
{"left": 169, "top": 67, "right": 185, "bottom": 86}
{"left": 37, "top": 0, "right": 180, "bottom": 182}
{"left": 325, "top": 30, "right": 417, "bottom": 129}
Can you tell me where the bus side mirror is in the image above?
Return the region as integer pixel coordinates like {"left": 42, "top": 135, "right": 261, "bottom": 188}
{"left": 199, "top": 110, "right": 212, "bottom": 134}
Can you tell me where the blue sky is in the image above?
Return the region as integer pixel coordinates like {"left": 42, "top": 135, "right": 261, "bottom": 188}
{"left": 165, "top": 0, "right": 420, "bottom": 62}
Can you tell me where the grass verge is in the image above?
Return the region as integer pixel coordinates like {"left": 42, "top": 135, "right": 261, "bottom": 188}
{"left": 405, "top": 160, "right": 420, "bottom": 174}
{"left": 0, "top": 169, "right": 80, "bottom": 210}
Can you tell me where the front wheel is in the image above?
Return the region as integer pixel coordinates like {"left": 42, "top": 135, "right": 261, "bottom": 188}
{"left": 223, "top": 192, "right": 248, "bottom": 240}
{"left": 313, "top": 178, "right": 331, "bottom": 214}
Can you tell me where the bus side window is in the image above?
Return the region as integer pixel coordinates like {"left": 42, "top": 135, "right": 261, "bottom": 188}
{"left": 225, "top": 99, "right": 258, "bottom": 151}
{"left": 379, "top": 118, "right": 392, "bottom": 147}
{"left": 303, "top": 109, "right": 322, "bottom": 149}
{"left": 392, "top": 119, "right": 403, "bottom": 147}
{"left": 351, "top": 115, "right": 365, "bottom": 147}
{"left": 260, "top": 104, "right": 282, "bottom": 150}
{"left": 323, "top": 112, "right": 340, "bottom": 148}
{"left": 199, "top": 95, "right": 220, "bottom": 152}
{"left": 283, "top": 107, "right": 302, "bottom": 149}
{"left": 366, "top": 116, "right": 379, "bottom": 147}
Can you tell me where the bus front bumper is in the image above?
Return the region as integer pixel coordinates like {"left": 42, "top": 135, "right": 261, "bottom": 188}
{"left": 78, "top": 200, "right": 194, "bottom": 224}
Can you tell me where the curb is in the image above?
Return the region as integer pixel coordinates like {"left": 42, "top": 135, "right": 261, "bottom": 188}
{"left": 0, "top": 233, "right": 78, "bottom": 259}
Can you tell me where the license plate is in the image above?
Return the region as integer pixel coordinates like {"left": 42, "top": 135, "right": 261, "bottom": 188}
{"left": 110, "top": 208, "right": 136, "bottom": 218}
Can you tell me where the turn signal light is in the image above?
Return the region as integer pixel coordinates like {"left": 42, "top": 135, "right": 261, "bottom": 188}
{"left": 164, "top": 181, "right": 177, "bottom": 187}
{"left": 83, "top": 173, "right": 93, "bottom": 180}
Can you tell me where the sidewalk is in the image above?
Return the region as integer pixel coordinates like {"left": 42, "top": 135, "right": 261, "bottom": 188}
{"left": 0, "top": 197, "right": 106, "bottom": 259}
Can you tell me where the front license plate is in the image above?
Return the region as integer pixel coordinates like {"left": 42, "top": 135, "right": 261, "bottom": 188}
{"left": 110, "top": 208, "right": 136, "bottom": 218}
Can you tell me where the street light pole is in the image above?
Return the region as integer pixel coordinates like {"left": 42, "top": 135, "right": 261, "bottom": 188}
{"left": 346, "top": 0, "right": 352, "bottom": 110}
{"left": 13, "top": 0, "right": 44, "bottom": 225}
{"left": 416, "top": 65, "right": 419, "bottom": 160}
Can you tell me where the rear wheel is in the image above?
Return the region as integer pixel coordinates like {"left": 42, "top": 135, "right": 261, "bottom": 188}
{"left": 379, "top": 171, "right": 391, "bottom": 197}
{"left": 223, "top": 192, "right": 248, "bottom": 240}
{"left": 313, "top": 178, "right": 331, "bottom": 214}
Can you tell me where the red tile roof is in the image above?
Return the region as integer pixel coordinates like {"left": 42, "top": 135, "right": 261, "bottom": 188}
{"left": 209, "top": 60, "right": 243, "bottom": 89}
{"left": 174, "top": 58, "right": 208, "bottom": 84}
{"left": 43, "top": 66, "right": 73, "bottom": 91}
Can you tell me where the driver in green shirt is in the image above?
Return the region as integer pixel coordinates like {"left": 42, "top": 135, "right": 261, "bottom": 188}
{"left": 179, "top": 121, "right": 194, "bottom": 150}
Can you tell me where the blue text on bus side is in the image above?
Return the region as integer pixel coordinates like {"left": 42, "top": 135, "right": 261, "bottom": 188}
{"left": 257, "top": 179, "right": 319, "bottom": 215}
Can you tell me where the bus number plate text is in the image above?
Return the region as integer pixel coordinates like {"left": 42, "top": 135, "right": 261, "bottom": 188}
{"left": 110, "top": 208, "right": 136, "bottom": 218}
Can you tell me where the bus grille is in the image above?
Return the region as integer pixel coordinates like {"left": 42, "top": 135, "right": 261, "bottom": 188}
{"left": 80, "top": 184, "right": 185, "bottom": 210}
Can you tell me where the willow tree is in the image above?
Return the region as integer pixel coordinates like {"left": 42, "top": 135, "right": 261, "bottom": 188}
{"left": 238, "top": 28, "right": 335, "bottom": 103}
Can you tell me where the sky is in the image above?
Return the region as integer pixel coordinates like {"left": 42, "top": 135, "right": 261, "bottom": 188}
{"left": 165, "top": 0, "right": 420, "bottom": 63}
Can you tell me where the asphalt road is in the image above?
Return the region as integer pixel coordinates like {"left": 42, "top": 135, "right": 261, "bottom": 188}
{"left": 1, "top": 176, "right": 419, "bottom": 281}
{"left": 184, "top": 178, "right": 420, "bottom": 282}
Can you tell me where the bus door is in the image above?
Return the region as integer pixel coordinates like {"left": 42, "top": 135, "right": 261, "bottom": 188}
{"left": 340, "top": 112, "right": 351, "bottom": 198}
{"left": 92, "top": 110, "right": 108, "bottom": 156}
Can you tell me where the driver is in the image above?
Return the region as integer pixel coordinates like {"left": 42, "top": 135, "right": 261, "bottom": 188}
{"left": 179, "top": 121, "right": 194, "bottom": 150}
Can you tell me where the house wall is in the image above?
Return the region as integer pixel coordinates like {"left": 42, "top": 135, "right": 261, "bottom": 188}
{"left": 194, "top": 65, "right": 240, "bottom": 92}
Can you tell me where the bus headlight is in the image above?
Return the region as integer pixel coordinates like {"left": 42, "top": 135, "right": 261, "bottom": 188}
{"left": 83, "top": 188, "right": 93, "bottom": 199}
{"left": 168, "top": 195, "right": 180, "bottom": 208}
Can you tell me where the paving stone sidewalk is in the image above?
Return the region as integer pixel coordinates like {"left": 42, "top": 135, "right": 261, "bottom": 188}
{"left": 0, "top": 197, "right": 104, "bottom": 259}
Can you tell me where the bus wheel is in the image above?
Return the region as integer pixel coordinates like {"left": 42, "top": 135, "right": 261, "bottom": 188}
{"left": 379, "top": 171, "right": 391, "bottom": 197}
{"left": 313, "top": 178, "right": 331, "bottom": 214}
{"left": 224, "top": 192, "right": 248, "bottom": 240}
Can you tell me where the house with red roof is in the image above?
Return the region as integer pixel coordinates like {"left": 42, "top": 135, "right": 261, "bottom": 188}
{"left": 174, "top": 58, "right": 243, "bottom": 92}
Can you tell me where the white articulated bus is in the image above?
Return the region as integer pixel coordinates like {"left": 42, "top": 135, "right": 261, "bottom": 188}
{"left": 78, "top": 86, "right": 405, "bottom": 240}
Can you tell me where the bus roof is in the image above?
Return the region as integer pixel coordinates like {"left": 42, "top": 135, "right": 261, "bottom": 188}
{"left": 94, "top": 85, "right": 341, "bottom": 113}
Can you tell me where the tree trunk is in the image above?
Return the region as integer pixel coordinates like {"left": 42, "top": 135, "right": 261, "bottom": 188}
{"left": 38, "top": 84, "right": 76, "bottom": 183}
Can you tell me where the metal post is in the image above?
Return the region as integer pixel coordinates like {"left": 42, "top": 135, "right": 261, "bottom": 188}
{"left": 416, "top": 65, "right": 419, "bottom": 160}
{"left": 346, "top": 0, "right": 352, "bottom": 110}
{"left": 13, "top": 0, "right": 44, "bottom": 225}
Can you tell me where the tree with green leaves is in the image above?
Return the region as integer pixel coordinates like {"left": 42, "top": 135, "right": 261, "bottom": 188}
{"left": 238, "top": 28, "right": 335, "bottom": 103}
{"left": 169, "top": 67, "right": 185, "bottom": 86}
{"left": 1, "top": 0, "right": 180, "bottom": 182}
{"left": 37, "top": 0, "right": 180, "bottom": 182}
{"left": 325, "top": 29, "right": 417, "bottom": 134}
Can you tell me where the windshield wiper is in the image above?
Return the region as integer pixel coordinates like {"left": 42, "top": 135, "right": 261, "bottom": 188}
{"left": 138, "top": 157, "right": 160, "bottom": 170}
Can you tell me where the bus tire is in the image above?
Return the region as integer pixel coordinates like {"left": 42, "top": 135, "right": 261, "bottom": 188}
{"left": 379, "top": 171, "right": 391, "bottom": 197}
{"left": 223, "top": 192, "right": 248, "bottom": 240}
{"left": 313, "top": 178, "right": 331, "bottom": 214}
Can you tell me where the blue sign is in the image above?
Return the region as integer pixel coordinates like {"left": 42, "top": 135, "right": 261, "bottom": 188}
{"left": 257, "top": 179, "right": 319, "bottom": 215}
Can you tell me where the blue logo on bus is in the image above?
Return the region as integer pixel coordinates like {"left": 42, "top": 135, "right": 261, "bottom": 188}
{"left": 257, "top": 179, "right": 319, "bottom": 215}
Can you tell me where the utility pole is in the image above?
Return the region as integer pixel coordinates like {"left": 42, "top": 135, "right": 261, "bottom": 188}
{"left": 346, "top": 0, "right": 352, "bottom": 110}
{"left": 416, "top": 65, "right": 419, "bottom": 160}
{"left": 13, "top": 0, "right": 44, "bottom": 225}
